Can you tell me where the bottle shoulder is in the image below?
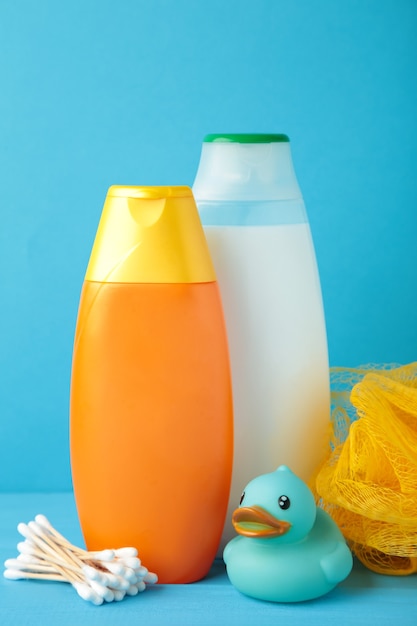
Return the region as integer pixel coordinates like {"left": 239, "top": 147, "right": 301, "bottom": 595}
{"left": 196, "top": 199, "right": 308, "bottom": 226}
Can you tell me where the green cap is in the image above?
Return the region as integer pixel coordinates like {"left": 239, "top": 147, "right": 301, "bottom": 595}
{"left": 203, "top": 133, "right": 289, "bottom": 144}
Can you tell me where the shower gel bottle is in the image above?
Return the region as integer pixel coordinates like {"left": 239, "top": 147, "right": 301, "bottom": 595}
{"left": 193, "top": 134, "right": 330, "bottom": 551}
{"left": 70, "top": 185, "right": 233, "bottom": 583}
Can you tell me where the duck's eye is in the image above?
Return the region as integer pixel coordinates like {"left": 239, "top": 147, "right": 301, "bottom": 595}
{"left": 239, "top": 491, "right": 245, "bottom": 505}
{"left": 278, "top": 495, "right": 290, "bottom": 510}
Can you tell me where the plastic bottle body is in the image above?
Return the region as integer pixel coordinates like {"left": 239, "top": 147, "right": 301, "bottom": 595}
{"left": 193, "top": 136, "right": 330, "bottom": 551}
{"left": 70, "top": 187, "right": 233, "bottom": 583}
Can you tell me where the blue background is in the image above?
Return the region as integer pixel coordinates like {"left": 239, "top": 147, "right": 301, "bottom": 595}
{"left": 1, "top": 0, "right": 416, "bottom": 491}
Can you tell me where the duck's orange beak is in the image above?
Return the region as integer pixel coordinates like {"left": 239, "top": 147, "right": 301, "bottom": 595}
{"left": 232, "top": 505, "right": 291, "bottom": 538}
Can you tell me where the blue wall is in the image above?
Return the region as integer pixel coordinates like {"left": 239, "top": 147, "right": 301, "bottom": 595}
{"left": 1, "top": 0, "right": 416, "bottom": 491}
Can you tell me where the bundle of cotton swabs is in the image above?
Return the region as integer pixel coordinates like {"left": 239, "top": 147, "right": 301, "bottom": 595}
{"left": 3, "top": 514, "right": 158, "bottom": 605}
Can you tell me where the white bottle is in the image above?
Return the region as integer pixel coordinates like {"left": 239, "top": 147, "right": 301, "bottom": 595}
{"left": 193, "top": 134, "right": 330, "bottom": 551}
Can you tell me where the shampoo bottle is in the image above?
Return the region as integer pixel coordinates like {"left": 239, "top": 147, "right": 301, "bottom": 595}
{"left": 193, "top": 134, "right": 330, "bottom": 550}
{"left": 70, "top": 185, "right": 233, "bottom": 583}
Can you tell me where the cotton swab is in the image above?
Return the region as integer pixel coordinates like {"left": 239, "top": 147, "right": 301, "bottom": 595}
{"left": 3, "top": 514, "right": 157, "bottom": 605}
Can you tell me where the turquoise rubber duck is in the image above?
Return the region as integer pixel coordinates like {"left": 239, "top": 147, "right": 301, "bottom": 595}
{"left": 223, "top": 465, "right": 353, "bottom": 602}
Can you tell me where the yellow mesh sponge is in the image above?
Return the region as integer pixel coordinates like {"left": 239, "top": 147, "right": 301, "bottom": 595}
{"left": 312, "top": 363, "right": 417, "bottom": 575}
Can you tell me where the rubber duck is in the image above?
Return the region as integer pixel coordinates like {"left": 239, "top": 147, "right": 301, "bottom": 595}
{"left": 223, "top": 465, "right": 353, "bottom": 602}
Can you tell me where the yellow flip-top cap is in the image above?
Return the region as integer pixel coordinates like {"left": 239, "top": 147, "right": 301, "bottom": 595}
{"left": 85, "top": 186, "right": 216, "bottom": 283}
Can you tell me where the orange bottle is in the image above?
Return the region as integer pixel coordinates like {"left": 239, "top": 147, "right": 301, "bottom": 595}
{"left": 70, "top": 185, "right": 233, "bottom": 583}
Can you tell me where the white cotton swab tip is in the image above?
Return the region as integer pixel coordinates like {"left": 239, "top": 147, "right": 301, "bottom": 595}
{"left": 113, "top": 588, "right": 127, "bottom": 602}
{"left": 126, "top": 583, "right": 140, "bottom": 596}
{"left": 17, "top": 523, "right": 34, "bottom": 540}
{"left": 34, "top": 514, "right": 52, "bottom": 529}
{"left": 121, "top": 557, "right": 141, "bottom": 571}
{"left": 4, "top": 559, "right": 21, "bottom": 570}
{"left": 102, "top": 560, "right": 125, "bottom": 576}
{"left": 135, "top": 565, "right": 149, "bottom": 579}
{"left": 16, "top": 541, "right": 35, "bottom": 555}
{"left": 90, "top": 549, "right": 115, "bottom": 562}
{"left": 4, "top": 569, "right": 25, "bottom": 580}
{"left": 72, "top": 582, "right": 103, "bottom": 606}
{"left": 28, "top": 520, "right": 43, "bottom": 534}
{"left": 104, "top": 572, "right": 123, "bottom": 589}
{"left": 120, "top": 567, "right": 137, "bottom": 583}
{"left": 89, "top": 579, "right": 115, "bottom": 603}
{"left": 112, "top": 574, "right": 130, "bottom": 591}
{"left": 17, "top": 553, "right": 37, "bottom": 563}
{"left": 82, "top": 564, "right": 106, "bottom": 584}
{"left": 144, "top": 572, "right": 158, "bottom": 584}
{"left": 114, "top": 547, "right": 138, "bottom": 559}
